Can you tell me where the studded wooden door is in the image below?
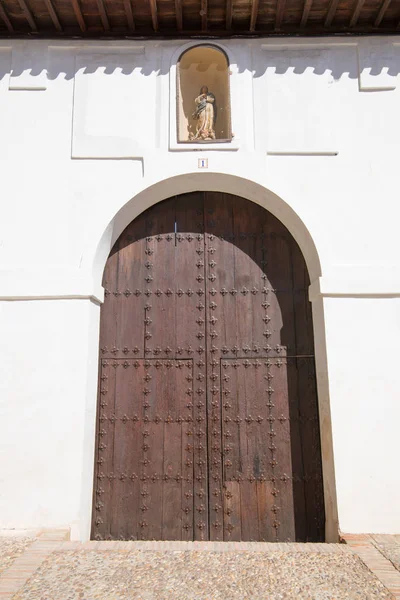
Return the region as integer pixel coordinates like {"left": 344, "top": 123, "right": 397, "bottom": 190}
{"left": 92, "top": 192, "right": 325, "bottom": 542}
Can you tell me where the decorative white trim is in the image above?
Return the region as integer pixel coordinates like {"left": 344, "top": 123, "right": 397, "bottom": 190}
{"left": 357, "top": 41, "right": 398, "bottom": 92}
{"left": 9, "top": 43, "right": 48, "bottom": 91}
{"left": 261, "top": 41, "right": 357, "bottom": 50}
{"left": 76, "top": 45, "right": 145, "bottom": 55}
{"left": 0, "top": 269, "right": 104, "bottom": 304}
{"left": 309, "top": 273, "right": 400, "bottom": 302}
{"left": 0, "top": 295, "right": 103, "bottom": 304}
{"left": 71, "top": 50, "right": 150, "bottom": 160}
{"left": 267, "top": 150, "right": 338, "bottom": 156}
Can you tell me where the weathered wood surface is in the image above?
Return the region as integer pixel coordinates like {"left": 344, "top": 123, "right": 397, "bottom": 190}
{"left": 0, "top": 0, "right": 398, "bottom": 36}
{"left": 92, "top": 192, "right": 325, "bottom": 542}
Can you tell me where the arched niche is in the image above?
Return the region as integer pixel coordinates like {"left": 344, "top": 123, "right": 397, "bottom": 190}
{"left": 177, "top": 45, "right": 232, "bottom": 143}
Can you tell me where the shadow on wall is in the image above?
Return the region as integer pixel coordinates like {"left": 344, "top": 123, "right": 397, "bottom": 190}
{"left": 1, "top": 42, "right": 400, "bottom": 81}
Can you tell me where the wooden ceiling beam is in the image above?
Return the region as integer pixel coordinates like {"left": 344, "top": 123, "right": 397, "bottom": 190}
{"left": 275, "top": 0, "right": 287, "bottom": 29}
{"left": 324, "top": 0, "right": 340, "bottom": 26}
{"left": 0, "top": 0, "right": 14, "bottom": 31}
{"left": 175, "top": 0, "right": 182, "bottom": 30}
{"left": 300, "top": 0, "right": 313, "bottom": 27}
{"left": 123, "top": 0, "right": 135, "bottom": 30}
{"left": 70, "top": 0, "right": 86, "bottom": 31}
{"left": 43, "top": 0, "right": 62, "bottom": 30}
{"left": 17, "top": 0, "right": 37, "bottom": 30}
{"left": 250, "top": 0, "right": 259, "bottom": 31}
{"left": 349, "top": 0, "right": 366, "bottom": 26}
{"left": 200, "top": 0, "right": 207, "bottom": 30}
{"left": 149, "top": 0, "right": 158, "bottom": 31}
{"left": 374, "top": 0, "right": 391, "bottom": 26}
{"left": 226, "top": 0, "right": 232, "bottom": 29}
{"left": 96, "top": 0, "right": 110, "bottom": 30}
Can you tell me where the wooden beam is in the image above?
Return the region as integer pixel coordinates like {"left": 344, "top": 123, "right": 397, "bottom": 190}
{"left": 225, "top": 0, "right": 232, "bottom": 29}
{"left": 275, "top": 0, "right": 287, "bottom": 29}
{"left": 17, "top": 0, "right": 37, "bottom": 30}
{"left": 175, "top": 0, "right": 182, "bottom": 30}
{"left": 149, "top": 0, "right": 158, "bottom": 31}
{"left": 324, "top": 0, "right": 340, "bottom": 26}
{"left": 96, "top": 0, "right": 110, "bottom": 30}
{"left": 123, "top": 0, "right": 135, "bottom": 30}
{"left": 374, "top": 0, "right": 391, "bottom": 26}
{"left": 200, "top": 0, "right": 207, "bottom": 30}
{"left": 0, "top": 0, "right": 14, "bottom": 31}
{"left": 300, "top": 0, "right": 313, "bottom": 27}
{"left": 349, "top": 0, "right": 366, "bottom": 27}
{"left": 43, "top": 0, "right": 62, "bottom": 30}
{"left": 70, "top": 0, "right": 86, "bottom": 31}
{"left": 250, "top": 0, "right": 259, "bottom": 31}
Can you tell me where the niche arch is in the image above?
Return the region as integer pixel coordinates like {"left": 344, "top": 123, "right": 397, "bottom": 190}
{"left": 177, "top": 45, "right": 232, "bottom": 143}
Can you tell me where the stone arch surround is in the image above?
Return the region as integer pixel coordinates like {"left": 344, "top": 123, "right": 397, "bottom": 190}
{"left": 87, "top": 173, "right": 339, "bottom": 543}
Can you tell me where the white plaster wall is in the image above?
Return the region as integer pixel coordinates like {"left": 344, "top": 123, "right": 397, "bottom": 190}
{"left": 323, "top": 297, "right": 400, "bottom": 533}
{"left": 0, "top": 300, "right": 100, "bottom": 540}
{"left": 0, "top": 37, "right": 399, "bottom": 539}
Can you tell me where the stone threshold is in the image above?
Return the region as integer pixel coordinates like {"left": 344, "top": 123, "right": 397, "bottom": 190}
{"left": 55, "top": 540, "right": 351, "bottom": 553}
{"left": 0, "top": 531, "right": 399, "bottom": 599}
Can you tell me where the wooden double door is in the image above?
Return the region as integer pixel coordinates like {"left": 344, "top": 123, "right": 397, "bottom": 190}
{"left": 92, "top": 192, "right": 325, "bottom": 542}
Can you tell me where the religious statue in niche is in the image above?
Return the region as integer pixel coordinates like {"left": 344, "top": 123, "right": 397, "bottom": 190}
{"left": 189, "top": 85, "right": 216, "bottom": 141}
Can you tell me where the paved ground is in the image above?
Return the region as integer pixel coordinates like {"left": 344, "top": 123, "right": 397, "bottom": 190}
{"left": 0, "top": 535, "right": 399, "bottom": 599}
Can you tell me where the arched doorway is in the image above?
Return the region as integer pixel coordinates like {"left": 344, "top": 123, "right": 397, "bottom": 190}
{"left": 92, "top": 192, "right": 325, "bottom": 542}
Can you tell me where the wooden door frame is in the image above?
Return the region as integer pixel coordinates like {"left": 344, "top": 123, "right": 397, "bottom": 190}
{"left": 82, "top": 173, "right": 339, "bottom": 543}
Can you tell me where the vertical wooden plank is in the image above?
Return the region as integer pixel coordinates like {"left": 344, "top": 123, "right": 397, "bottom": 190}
{"left": 270, "top": 358, "right": 295, "bottom": 541}
{"left": 231, "top": 195, "right": 267, "bottom": 358}
{"left": 291, "top": 239, "right": 314, "bottom": 357}
{"left": 115, "top": 235, "right": 146, "bottom": 358}
{"left": 141, "top": 361, "right": 163, "bottom": 541}
{"left": 181, "top": 361, "right": 195, "bottom": 540}
{"left": 92, "top": 359, "right": 117, "bottom": 540}
{"left": 224, "top": 482, "right": 241, "bottom": 540}
{"left": 205, "top": 192, "right": 234, "bottom": 540}
{"left": 257, "top": 481, "right": 274, "bottom": 541}
{"left": 175, "top": 193, "right": 205, "bottom": 355}
{"left": 110, "top": 360, "right": 142, "bottom": 540}
{"left": 144, "top": 199, "right": 176, "bottom": 359}
{"left": 162, "top": 420, "right": 183, "bottom": 539}
{"left": 221, "top": 358, "right": 241, "bottom": 540}
{"left": 285, "top": 357, "right": 307, "bottom": 542}
{"left": 263, "top": 227, "right": 296, "bottom": 358}
{"left": 175, "top": 192, "right": 207, "bottom": 541}
{"left": 235, "top": 361, "right": 259, "bottom": 542}
{"left": 100, "top": 210, "right": 147, "bottom": 361}
{"left": 296, "top": 357, "right": 325, "bottom": 541}
{"left": 290, "top": 236, "right": 324, "bottom": 540}
{"left": 204, "top": 193, "right": 235, "bottom": 355}
{"left": 99, "top": 241, "right": 119, "bottom": 358}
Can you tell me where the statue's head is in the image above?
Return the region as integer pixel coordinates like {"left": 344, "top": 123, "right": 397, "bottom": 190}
{"left": 200, "top": 85, "right": 209, "bottom": 95}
